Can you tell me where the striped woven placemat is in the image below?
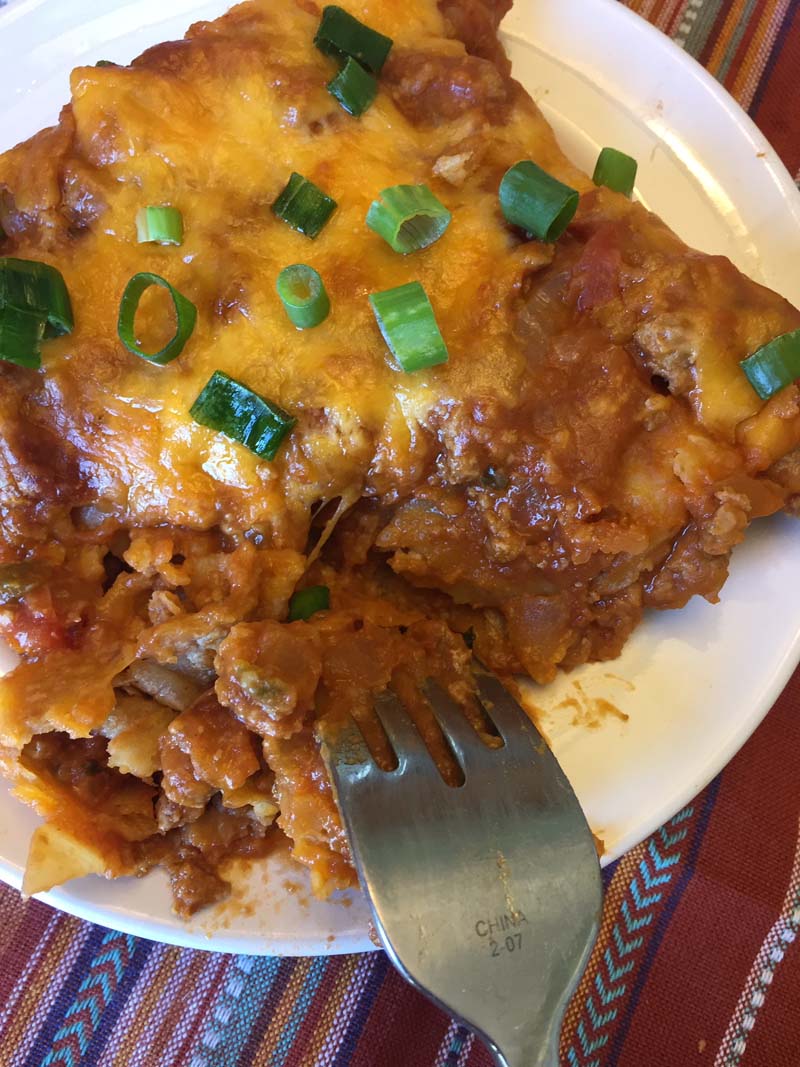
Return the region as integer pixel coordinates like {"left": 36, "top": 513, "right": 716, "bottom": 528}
{"left": 1, "top": 3, "right": 799, "bottom": 1064}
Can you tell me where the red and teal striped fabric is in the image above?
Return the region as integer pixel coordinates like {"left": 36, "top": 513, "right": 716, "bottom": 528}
{"left": 1, "top": 3, "right": 800, "bottom": 1064}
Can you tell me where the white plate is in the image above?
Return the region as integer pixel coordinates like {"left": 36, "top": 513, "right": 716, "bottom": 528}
{"left": 1, "top": 0, "right": 799, "bottom": 956}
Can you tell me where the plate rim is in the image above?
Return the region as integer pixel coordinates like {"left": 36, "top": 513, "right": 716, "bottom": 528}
{"left": 591, "top": 0, "right": 800, "bottom": 218}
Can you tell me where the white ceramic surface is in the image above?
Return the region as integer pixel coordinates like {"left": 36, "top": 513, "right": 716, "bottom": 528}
{"left": 1, "top": 0, "right": 799, "bottom": 956}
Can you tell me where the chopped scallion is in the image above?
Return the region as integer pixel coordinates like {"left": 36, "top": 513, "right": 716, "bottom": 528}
{"left": 0, "top": 307, "right": 45, "bottom": 369}
{"left": 593, "top": 147, "right": 638, "bottom": 198}
{"left": 327, "top": 56, "right": 378, "bottom": 116}
{"left": 0, "top": 563, "right": 43, "bottom": 605}
{"left": 499, "top": 161, "right": 579, "bottom": 242}
{"left": 370, "top": 281, "right": 448, "bottom": 373}
{"left": 288, "top": 585, "right": 330, "bottom": 621}
{"left": 136, "top": 205, "right": 184, "bottom": 246}
{"left": 117, "top": 271, "right": 197, "bottom": 365}
{"left": 0, "top": 257, "right": 74, "bottom": 337}
{"left": 366, "top": 184, "right": 451, "bottom": 254}
{"left": 276, "top": 264, "right": 330, "bottom": 329}
{"left": 314, "top": 6, "right": 393, "bottom": 74}
{"left": 272, "top": 173, "right": 337, "bottom": 239}
{"left": 190, "top": 370, "right": 297, "bottom": 461}
{"left": 740, "top": 328, "right": 800, "bottom": 400}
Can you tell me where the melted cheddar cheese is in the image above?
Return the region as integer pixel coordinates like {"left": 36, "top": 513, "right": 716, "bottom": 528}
{"left": 0, "top": 0, "right": 589, "bottom": 548}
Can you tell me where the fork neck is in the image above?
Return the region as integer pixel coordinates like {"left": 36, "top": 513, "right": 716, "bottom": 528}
{"left": 488, "top": 1018, "right": 560, "bottom": 1067}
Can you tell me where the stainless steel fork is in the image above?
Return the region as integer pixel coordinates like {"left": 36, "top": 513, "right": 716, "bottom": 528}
{"left": 321, "top": 671, "right": 602, "bottom": 1067}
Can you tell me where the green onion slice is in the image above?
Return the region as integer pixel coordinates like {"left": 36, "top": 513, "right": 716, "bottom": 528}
{"left": 288, "top": 585, "right": 330, "bottom": 622}
{"left": 370, "top": 281, "right": 448, "bottom": 373}
{"left": 276, "top": 264, "right": 331, "bottom": 329}
{"left": 593, "top": 147, "right": 638, "bottom": 198}
{"left": 314, "top": 6, "right": 393, "bottom": 74}
{"left": 740, "top": 328, "right": 800, "bottom": 400}
{"left": 117, "top": 272, "right": 197, "bottom": 365}
{"left": 0, "top": 307, "right": 46, "bottom": 369}
{"left": 136, "top": 205, "right": 184, "bottom": 246}
{"left": 95, "top": 60, "right": 117, "bottom": 68}
{"left": 190, "top": 370, "right": 297, "bottom": 461}
{"left": 327, "top": 56, "right": 378, "bottom": 117}
{"left": 366, "top": 185, "right": 452, "bottom": 255}
{"left": 0, "top": 257, "right": 74, "bottom": 337}
{"left": 0, "top": 563, "right": 44, "bottom": 605}
{"left": 499, "top": 161, "right": 579, "bottom": 242}
{"left": 272, "top": 173, "right": 337, "bottom": 240}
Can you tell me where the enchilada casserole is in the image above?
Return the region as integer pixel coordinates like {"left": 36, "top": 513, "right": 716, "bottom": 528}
{"left": 1, "top": 0, "right": 800, "bottom": 914}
